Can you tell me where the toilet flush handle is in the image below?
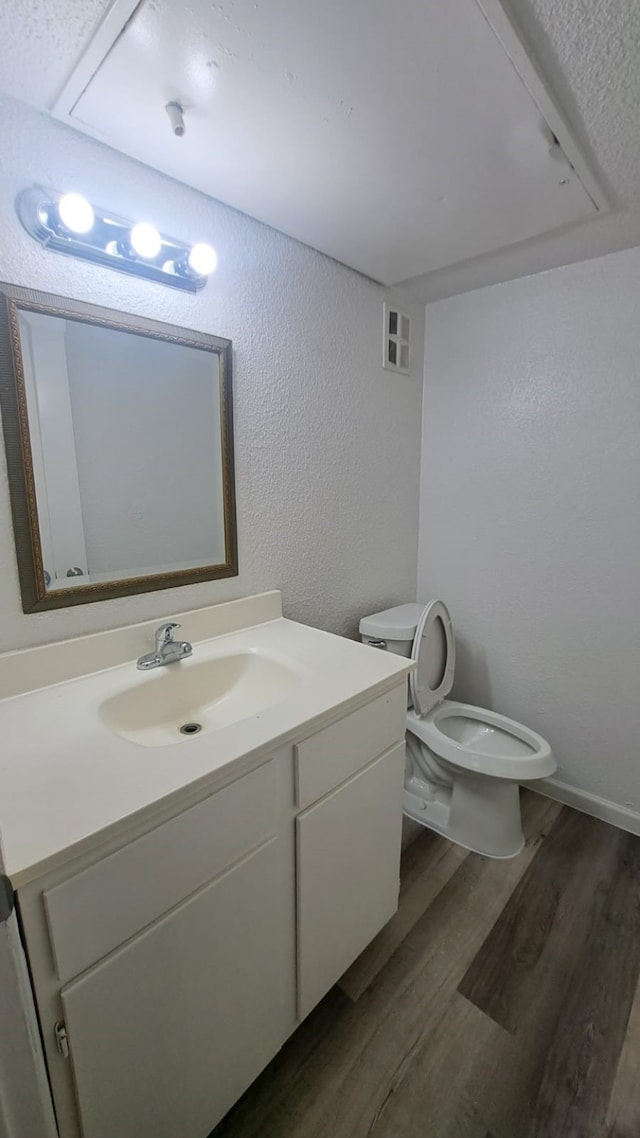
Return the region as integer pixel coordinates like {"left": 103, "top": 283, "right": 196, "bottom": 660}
{"left": 367, "top": 639, "right": 388, "bottom": 650}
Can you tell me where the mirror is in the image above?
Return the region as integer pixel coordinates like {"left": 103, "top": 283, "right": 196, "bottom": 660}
{"left": 0, "top": 284, "right": 237, "bottom": 611}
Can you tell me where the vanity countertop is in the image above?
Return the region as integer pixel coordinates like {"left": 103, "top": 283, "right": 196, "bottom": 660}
{"left": 0, "top": 592, "right": 412, "bottom": 887}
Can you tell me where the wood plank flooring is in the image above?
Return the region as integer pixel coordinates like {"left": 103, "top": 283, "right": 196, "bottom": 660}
{"left": 210, "top": 793, "right": 640, "bottom": 1138}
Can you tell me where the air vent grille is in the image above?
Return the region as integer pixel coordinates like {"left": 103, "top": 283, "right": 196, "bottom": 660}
{"left": 383, "top": 302, "right": 411, "bottom": 375}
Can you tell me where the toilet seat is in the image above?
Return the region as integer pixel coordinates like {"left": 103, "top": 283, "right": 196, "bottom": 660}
{"left": 408, "top": 600, "right": 554, "bottom": 780}
{"left": 409, "top": 600, "right": 455, "bottom": 715}
{"left": 406, "top": 702, "right": 555, "bottom": 780}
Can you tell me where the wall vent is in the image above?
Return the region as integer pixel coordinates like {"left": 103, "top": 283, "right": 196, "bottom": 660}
{"left": 383, "top": 302, "right": 411, "bottom": 375}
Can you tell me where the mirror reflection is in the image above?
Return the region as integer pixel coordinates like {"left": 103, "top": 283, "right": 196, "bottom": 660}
{"left": 20, "top": 312, "right": 227, "bottom": 589}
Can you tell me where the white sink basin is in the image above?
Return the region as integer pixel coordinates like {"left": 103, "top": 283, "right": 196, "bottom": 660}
{"left": 0, "top": 592, "right": 416, "bottom": 887}
{"left": 99, "top": 651, "right": 302, "bottom": 747}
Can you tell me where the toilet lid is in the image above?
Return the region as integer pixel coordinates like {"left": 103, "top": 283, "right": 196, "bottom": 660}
{"left": 409, "top": 600, "right": 455, "bottom": 717}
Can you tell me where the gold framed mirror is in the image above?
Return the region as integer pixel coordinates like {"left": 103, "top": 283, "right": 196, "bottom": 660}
{"left": 0, "top": 283, "right": 237, "bottom": 612}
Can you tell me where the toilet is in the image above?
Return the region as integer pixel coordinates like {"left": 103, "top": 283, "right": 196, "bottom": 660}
{"left": 360, "top": 600, "right": 555, "bottom": 858}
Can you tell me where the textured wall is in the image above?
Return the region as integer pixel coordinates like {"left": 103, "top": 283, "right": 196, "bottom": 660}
{"left": 418, "top": 245, "right": 640, "bottom": 810}
{"left": 0, "top": 95, "right": 423, "bottom": 651}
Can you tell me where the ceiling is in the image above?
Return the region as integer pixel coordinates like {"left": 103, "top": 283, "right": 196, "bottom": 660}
{"left": 0, "top": 0, "right": 639, "bottom": 299}
{"left": 53, "top": 0, "right": 600, "bottom": 287}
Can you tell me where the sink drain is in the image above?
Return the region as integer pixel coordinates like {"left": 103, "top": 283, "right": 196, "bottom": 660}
{"left": 180, "top": 722, "right": 202, "bottom": 736}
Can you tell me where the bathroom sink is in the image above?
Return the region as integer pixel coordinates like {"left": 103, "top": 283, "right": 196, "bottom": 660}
{"left": 99, "top": 651, "right": 301, "bottom": 747}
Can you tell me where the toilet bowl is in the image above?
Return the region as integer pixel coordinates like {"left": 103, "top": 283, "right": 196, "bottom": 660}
{"left": 359, "top": 600, "right": 555, "bottom": 858}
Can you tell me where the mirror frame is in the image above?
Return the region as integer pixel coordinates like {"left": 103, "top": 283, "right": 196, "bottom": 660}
{"left": 0, "top": 283, "right": 238, "bottom": 612}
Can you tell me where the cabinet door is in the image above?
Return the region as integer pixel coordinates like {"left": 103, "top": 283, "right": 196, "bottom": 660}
{"left": 297, "top": 742, "right": 404, "bottom": 1018}
{"left": 61, "top": 837, "right": 292, "bottom": 1138}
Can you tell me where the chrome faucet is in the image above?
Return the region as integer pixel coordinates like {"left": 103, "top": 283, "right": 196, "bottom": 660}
{"left": 137, "top": 622, "right": 193, "bottom": 670}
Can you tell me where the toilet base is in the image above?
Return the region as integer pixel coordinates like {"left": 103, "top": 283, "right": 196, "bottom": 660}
{"left": 403, "top": 773, "right": 524, "bottom": 859}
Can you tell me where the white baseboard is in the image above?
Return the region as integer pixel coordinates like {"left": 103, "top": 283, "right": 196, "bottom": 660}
{"left": 524, "top": 777, "right": 640, "bottom": 837}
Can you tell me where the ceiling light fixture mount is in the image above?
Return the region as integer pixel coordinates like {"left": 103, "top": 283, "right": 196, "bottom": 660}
{"left": 17, "top": 187, "right": 217, "bottom": 292}
{"left": 166, "top": 101, "right": 186, "bottom": 137}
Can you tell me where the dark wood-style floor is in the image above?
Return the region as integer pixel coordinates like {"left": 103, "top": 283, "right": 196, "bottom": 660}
{"left": 211, "top": 792, "right": 640, "bottom": 1138}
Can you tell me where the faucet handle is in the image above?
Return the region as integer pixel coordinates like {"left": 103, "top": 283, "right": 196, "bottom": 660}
{"left": 155, "top": 621, "right": 180, "bottom": 646}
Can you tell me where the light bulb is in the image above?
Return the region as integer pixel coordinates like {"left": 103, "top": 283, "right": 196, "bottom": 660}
{"left": 129, "top": 222, "right": 162, "bottom": 259}
{"left": 57, "top": 193, "right": 94, "bottom": 235}
{"left": 187, "top": 242, "right": 217, "bottom": 276}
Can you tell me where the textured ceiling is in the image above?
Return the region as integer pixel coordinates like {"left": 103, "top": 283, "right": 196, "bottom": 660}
{"left": 502, "top": 0, "right": 640, "bottom": 205}
{"left": 1, "top": 0, "right": 639, "bottom": 299}
{"left": 400, "top": 0, "right": 640, "bottom": 299}
{"left": 0, "top": 0, "right": 110, "bottom": 108}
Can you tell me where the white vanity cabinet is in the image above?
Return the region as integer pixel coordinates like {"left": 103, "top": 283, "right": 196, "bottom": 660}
{"left": 60, "top": 836, "right": 290, "bottom": 1138}
{"left": 297, "top": 741, "right": 405, "bottom": 1017}
{"left": 19, "top": 755, "right": 297, "bottom": 1138}
{"left": 294, "top": 693, "right": 407, "bottom": 1018}
{"left": 16, "top": 682, "right": 407, "bottom": 1138}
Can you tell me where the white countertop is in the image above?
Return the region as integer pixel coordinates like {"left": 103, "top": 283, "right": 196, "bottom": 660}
{"left": 0, "top": 595, "right": 412, "bottom": 887}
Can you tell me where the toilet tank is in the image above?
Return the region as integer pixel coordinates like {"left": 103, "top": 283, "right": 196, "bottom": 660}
{"left": 359, "top": 603, "right": 424, "bottom": 656}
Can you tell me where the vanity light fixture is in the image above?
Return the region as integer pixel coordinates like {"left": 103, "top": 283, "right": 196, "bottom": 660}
{"left": 129, "top": 222, "right": 163, "bottom": 260}
{"left": 187, "top": 242, "right": 218, "bottom": 276}
{"left": 57, "top": 193, "right": 95, "bottom": 235}
{"left": 162, "top": 242, "right": 218, "bottom": 281}
{"left": 17, "top": 187, "right": 217, "bottom": 292}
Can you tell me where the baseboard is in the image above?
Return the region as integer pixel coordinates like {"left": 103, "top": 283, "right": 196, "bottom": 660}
{"left": 524, "top": 777, "right": 640, "bottom": 837}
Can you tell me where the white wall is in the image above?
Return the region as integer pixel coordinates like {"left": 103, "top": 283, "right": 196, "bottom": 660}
{"left": 418, "top": 245, "right": 640, "bottom": 815}
{"left": 0, "top": 94, "right": 423, "bottom": 651}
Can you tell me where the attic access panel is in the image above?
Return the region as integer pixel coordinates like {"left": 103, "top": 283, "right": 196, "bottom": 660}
{"left": 54, "top": 0, "right": 604, "bottom": 286}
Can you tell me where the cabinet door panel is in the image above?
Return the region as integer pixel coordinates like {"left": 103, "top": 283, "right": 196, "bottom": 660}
{"left": 295, "top": 686, "right": 406, "bottom": 808}
{"left": 61, "top": 838, "right": 292, "bottom": 1138}
{"left": 297, "top": 742, "right": 404, "bottom": 1018}
{"left": 46, "top": 759, "right": 277, "bottom": 983}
